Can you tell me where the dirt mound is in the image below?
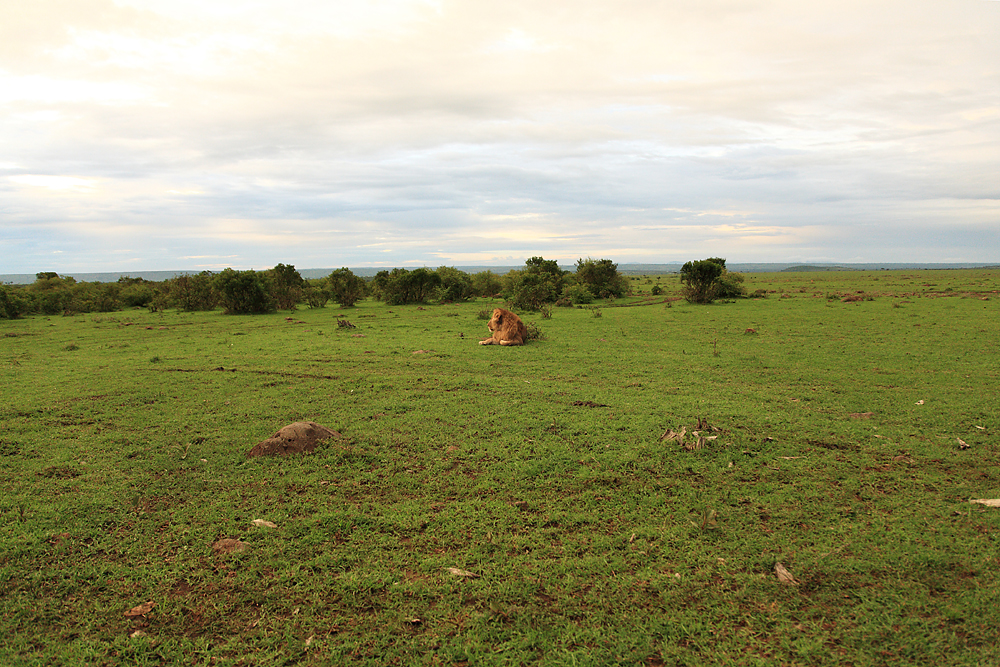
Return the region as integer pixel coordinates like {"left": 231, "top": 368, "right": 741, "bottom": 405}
{"left": 247, "top": 421, "right": 341, "bottom": 457}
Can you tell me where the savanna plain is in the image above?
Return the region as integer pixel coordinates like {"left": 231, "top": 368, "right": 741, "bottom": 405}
{"left": 2, "top": 269, "right": 999, "bottom": 666}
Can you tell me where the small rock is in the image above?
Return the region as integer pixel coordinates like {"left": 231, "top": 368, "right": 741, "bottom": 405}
{"left": 212, "top": 538, "right": 249, "bottom": 555}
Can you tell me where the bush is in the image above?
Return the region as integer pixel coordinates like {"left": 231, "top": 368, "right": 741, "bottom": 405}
{"left": 680, "top": 259, "right": 725, "bottom": 304}
{"left": 435, "top": 267, "right": 474, "bottom": 303}
{"left": 326, "top": 268, "right": 366, "bottom": 307}
{"left": 471, "top": 271, "right": 502, "bottom": 298}
{"left": 214, "top": 269, "right": 275, "bottom": 314}
{"left": 715, "top": 272, "right": 747, "bottom": 299}
{"left": 562, "top": 283, "right": 594, "bottom": 305}
{"left": 266, "top": 264, "right": 305, "bottom": 310}
{"left": 27, "top": 273, "right": 76, "bottom": 315}
{"left": 373, "top": 268, "right": 441, "bottom": 306}
{"left": 505, "top": 272, "right": 558, "bottom": 311}
{"left": 0, "top": 285, "right": 31, "bottom": 319}
{"left": 303, "top": 286, "right": 330, "bottom": 309}
{"left": 575, "top": 257, "right": 630, "bottom": 299}
{"left": 502, "top": 257, "right": 569, "bottom": 311}
{"left": 166, "top": 272, "right": 218, "bottom": 311}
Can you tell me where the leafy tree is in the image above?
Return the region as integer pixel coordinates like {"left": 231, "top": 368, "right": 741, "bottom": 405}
{"left": 118, "top": 277, "right": 156, "bottom": 309}
{"left": 501, "top": 257, "right": 569, "bottom": 311}
{"left": 680, "top": 259, "right": 724, "bottom": 303}
{"left": 266, "top": 263, "right": 305, "bottom": 310}
{"left": 471, "top": 270, "right": 502, "bottom": 298}
{"left": 679, "top": 257, "right": 747, "bottom": 303}
{"left": 167, "top": 272, "right": 218, "bottom": 311}
{"left": 504, "top": 271, "right": 558, "bottom": 311}
{"left": 68, "top": 282, "right": 120, "bottom": 313}
{"left": 326, "top": 268, "right": 366, "bottom": 307}
{"left": 715, "top": 271, "right": 747, "bottom": 299}
{"left": 0, "top": 285, "right": 31, "bottom": 319}
{"left": 303, "top": 279, "right": 331, "bottom": 308}
{"left": 214, "top": 269, "right": 275, "bottom": 314}
{"left": 561, "top": 283, "right": 594, "bottom": 305}
{"left": 374, "top": 268, "right": 441, "bottom": 305}
{"left": 435, "top": 266, "right": 473, "bottom": 303}
{"left": 574, "top": 257, "right": 630, "bottom": 299}
{"left": 525, "top": 256, "right": 563, "bottom": 278}
{"left": 27, "top": 273, "right": 76, "bottom": 314}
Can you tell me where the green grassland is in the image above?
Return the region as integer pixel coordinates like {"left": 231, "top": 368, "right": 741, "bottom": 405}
{"left": 2, "top": 269, "right": 999, "bottom": 666}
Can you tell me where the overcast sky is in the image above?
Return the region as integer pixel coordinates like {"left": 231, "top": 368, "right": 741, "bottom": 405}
{"left": 2, "top": 0, "right": 998, "bottom": 273}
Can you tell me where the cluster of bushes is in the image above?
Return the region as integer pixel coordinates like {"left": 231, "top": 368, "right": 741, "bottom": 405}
{"left": 1, "top": 273, "right": 163, "bottom": 319}
{"left": 1, "top": 267, "right": 315, "bottom": 318}
{"left": 364, "top": 257, "right": 630, "bottom": 310}
{"left": 4, "top": 254, "right": 751, "bottom": 319}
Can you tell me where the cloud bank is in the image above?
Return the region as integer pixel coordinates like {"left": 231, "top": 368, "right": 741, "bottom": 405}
{"left": 2, "top": 0, "right": 998, "bottom": 272}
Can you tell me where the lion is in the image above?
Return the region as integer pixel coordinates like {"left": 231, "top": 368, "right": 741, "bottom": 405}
{"left": 479, "top": 307, "right": 528, "bottom": 346}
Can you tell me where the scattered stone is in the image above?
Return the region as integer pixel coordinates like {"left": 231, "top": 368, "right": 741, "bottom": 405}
{"left": 124, "top": 601, "right": 156, "bottom": 618}
{"left": 212, "top": 538, "right": 249, "bottom": 555}
{"left": 247, "top": 421, "right": 342, "bottom": 457}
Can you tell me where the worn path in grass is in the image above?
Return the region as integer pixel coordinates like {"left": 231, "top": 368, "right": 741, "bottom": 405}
{"left": 1, "top": 269, "right": 998, "bottom": 665}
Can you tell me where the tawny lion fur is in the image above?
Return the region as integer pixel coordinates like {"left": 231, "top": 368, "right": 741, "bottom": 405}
{"left": 479, "top": 308, "right": 528, "bottom": 346}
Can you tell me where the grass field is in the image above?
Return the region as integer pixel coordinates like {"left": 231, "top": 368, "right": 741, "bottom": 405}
{"left": 2, "top": 269, "right": 999, "bottom": 666}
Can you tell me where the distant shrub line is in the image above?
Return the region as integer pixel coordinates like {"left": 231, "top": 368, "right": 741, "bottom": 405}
{"left": 0, "top": 256, "right": 744, "bottom": 319}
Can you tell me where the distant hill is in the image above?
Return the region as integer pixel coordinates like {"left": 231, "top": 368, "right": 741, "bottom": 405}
{"left": 2, "top": 262, "right": 997, "bottom": 285}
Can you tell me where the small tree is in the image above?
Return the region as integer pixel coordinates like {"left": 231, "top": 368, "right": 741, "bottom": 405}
{"left": 0, "top": 285, "right": 31, "bottom": 319}
{"left": 167, "top": 272, "right": 218, "bottom": 311}
{"left": 28, "top": 273, "right": 76, "bottom": 315}
{"left": 471, "top": 270, "right": 502, "bottom": 298}
{"left": 374, "top": 268, "right": 441, "bottom": 305}
{"left": 679, "top": 257, "right": 747, "bottom": 303}
{"left": 326, "top": 268, "right": 366, "bottom": 307}
{"left": 715, "top": 271, "right": 747, "bottom": 299}
{"left": 680, "top": 259, "right": 724, "bottom": 303}
{"left": 574, "top": 257, "right": 629, "bottom": 299}
{"left": 501, "top": 257, "right": 568, "bottom": 311}
{"left": 214, "top": 269, "right": 275, "bottom": 314}
{"left": 435, "top": 266, "right": 474, "bottom": 303}
{"left": 266, "top": 263, "right": 305, "bottom": 310}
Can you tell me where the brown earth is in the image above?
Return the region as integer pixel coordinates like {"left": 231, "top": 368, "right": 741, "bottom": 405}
{"left": 247, "top": 421, "right": 342, "bottom": 457}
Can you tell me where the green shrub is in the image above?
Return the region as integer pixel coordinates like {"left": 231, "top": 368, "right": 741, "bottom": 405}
{"left": 214, "top": 269, "right": 275, "bottom": 314}
{"left": 166, "top": 272, "right": 218, "bottom": 311}
{"left": 266, "top": 263, "right": 305, "bottom": 310}
{"left": 562, "top": 283, "right": 594, "bottom": 305}
{"left": 434, "top": 267, "right": 474, "bottom": 303}
{"left": 680, "top": 259, "right": 724, "bottom": 303}
{"left": 715, "top": 271, "right": 747, "bottom": 299}
{"left": 303, "top": 286, "right": 330, "bottom": 309}
{"left": 471, "top": 270, "right": 502, "bottom": 298}
{"left": 372, "top": 268, "right": 441, "bottom": 305}
{"left": 575, "top": 257, "right": 630, "bottom": 299}
{"left": 326, "top": 268, "right": 366, "bottom": 307}
{"left": 0, "top": 285, "right": 31, "bottom": 319}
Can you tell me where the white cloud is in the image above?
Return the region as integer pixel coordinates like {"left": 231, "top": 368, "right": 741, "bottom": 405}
{"left": 0, "top": 0, "right": 997, "bottom": 272}
{"left": 9, "top": 174, "right": 98, "bottom": 191}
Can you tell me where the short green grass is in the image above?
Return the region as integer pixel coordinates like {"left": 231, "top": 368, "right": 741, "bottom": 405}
{"left": 2, "top": 269, "right": 999, "bottom": 666}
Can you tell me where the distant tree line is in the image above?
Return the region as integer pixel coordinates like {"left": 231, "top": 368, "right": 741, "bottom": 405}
{"left": 0, "top": 257, "right": 634, "bottom": 319}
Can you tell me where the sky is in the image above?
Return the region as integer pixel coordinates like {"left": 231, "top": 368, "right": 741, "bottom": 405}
{"left": 1, "top": 0, "right": 999, "bottom": 273}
